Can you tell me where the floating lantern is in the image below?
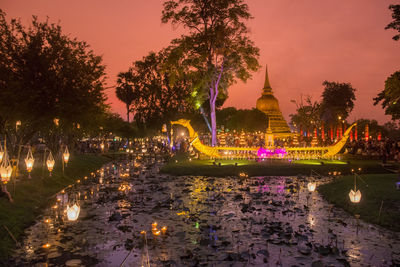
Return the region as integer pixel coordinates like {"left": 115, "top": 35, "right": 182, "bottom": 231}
{"left": 46, "top": 151, "right": 55, "bottom": 175}
{"left": 349, "top": 189, "right": 362, "bottom": 203}
{"left": 307, "top": 182, "right": 316, "bottom": 192}
{"left": 66, "top": 203, "right": 80, "bottom": 221}
{"left": 161, "top": 226, "right": 167, "bottom": 235}
{"left": 0, "top": 149, "right": 12, "bottom": 184}
{"left": 25, "top": 147, "right": 34, "bottom": 177}
{"left": 100, "top": 143, "right": 105, "bottom": 151}
{"left": 42, "top": 243, "right": 51, "bottom": 249}
{"left": 63, "top": 146, "right": 70, "bottom": 164}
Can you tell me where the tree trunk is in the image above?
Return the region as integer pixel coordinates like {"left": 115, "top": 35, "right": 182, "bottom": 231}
{"left": 126, "top": 104, "right": 130, "bottom": 123}
{"left": 210, "top": 99, "right": 217, "bottom": 146}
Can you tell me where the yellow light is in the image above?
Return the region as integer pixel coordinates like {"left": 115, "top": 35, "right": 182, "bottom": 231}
{"left": 46, "top": 152, "right": 55, "bottom": 173}
{"left": 152, "top": 222, "right": 158, "bottom": 230}
{"left": 42, "top": 243, "right": 51, "bottom": 249}
{"left": 161, "top": 226, "right": 167, "bottom": 235}
{"left": 307, "top": 182, "right": 316, "bottom": 192}
{"left": 100, "top": 143, "right": 105, "bottom": 151}
{"left": 0, "top": 150, "right": 12, "bottom": 184}
{"left": 25, "top": 147, "right": 35, "bottom": 173}
{"left": 63, "top": 146, "right": 70, "bottom": 164}
{"left": 66, "top": 203, "right": 80, "bottom": 221}
{"left": 349, "top": 189, "right": 362, "bottom": 203}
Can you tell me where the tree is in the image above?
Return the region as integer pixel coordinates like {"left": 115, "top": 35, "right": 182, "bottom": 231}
{"left": 374, "top": 71, "right": 400, "bottom": 120}
{"left": 290, "top": 96, "right": 321, "bottom": 133}
{"left": 116, "top": 71, "right": 137, "bottom": 123}
{"left": 385, "top": 4, "right": 400, "bottom": 41}
{"left": 0, "top": 10, "right": 108, "bottom": 154}
{"left": 320, "top": 81, "right": 356, "bottom": 126}
{"left": 122, "top": 50, "right": 193, "bottom": 133}
{"left": 162, "top": 0, "right": 260, "bottom": 146}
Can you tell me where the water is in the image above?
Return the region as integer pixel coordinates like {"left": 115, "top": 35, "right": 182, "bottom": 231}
{"left": 11, "top": 158, "right": 400, "bottom": 266}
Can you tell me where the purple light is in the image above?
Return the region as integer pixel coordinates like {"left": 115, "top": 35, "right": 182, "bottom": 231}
{"left": 257, "top": 147, "right": 287, "bottom": 159}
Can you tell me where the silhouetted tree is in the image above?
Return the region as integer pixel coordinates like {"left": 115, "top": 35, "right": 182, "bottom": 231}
{"left": 116, "top": 71, "right": 138, "bottom": 123}
{"left": 320, "top": 81, "right": 356, "bottom": 126}
{"left": 162, "top": 0, "right": 260, "bottom": 146}
{"left": 0, "top": 10, "right": 108, "bottom": 153}
{"left": 374, "top": 71, "right": 400, "bottom": 120}
{"left": 385, "top": 4, "right": 400, "bottom": 41}
{"left": 290, "top": 96, "right": 321, "bottom": 133}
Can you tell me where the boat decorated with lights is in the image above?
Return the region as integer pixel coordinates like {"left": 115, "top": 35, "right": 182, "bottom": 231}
{"left": 171, "top": 66, "right": 356, "bottom": 159}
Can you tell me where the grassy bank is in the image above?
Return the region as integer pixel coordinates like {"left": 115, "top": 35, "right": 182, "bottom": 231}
{"left": 0, "top": 154, "right": 112, "bottom": 261}
{"left": 318, "top": 174, "right": 400, "bottom": 232}
{"left": 161, "top": 158, "right": 391, "bottom": 177}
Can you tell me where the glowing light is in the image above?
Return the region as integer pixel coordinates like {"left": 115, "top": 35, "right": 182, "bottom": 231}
{"left": 161, "top": 226, "right": 167, "bottom": 235}
{"left": 25, "top": 147, "right": 35, "bottom": 173}
{"left": 66, "top": 203, "right": 80, "bottom": 221}
{"left": 307, "top": 182, "right": 316, "bottom": 192}
{"left": 63, "top": 146, "right": 70, "bottom": 164}
{"left": 349, "top": 189, "right": 362, "bottom": 203}
{"left": 0, "top": 147, "right": 12, "bottom": 184}
{"left": 46, "top": 151, "right": 55, "bottom": 174}
{"left": 42, "top": 243, "right": 51, "bottom": 249}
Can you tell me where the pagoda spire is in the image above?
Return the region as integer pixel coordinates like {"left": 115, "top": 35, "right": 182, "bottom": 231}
{"left": 263, "top": 65, "right": 273, "bottom": 94}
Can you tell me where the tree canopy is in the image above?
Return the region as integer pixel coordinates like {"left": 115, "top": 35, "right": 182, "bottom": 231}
{"left": 374, "top": 71, "right": 400, "bottom": 120}
{"left": 0, "top": 10, "right": 108, "bottom": 152}
{"left": 385, "top": 4, "right": 400, "bottom": 41}
{"left": 162, "top": 0, "right": 260, "bottom": 146}
{"left": 320, "top": 81, "right": 356, "bottom": 125}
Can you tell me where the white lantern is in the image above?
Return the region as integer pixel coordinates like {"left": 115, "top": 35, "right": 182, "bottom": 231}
{"left": 46, "top": 151, "right": 55, "bottom": 174}
{"left": 0, "top": 150, "right": 12, "bottom": 184}
{"left": 349, "top": 189, "right": 362, "bottom": 203}
{"left": 66, "top": 203, "right": 80, "bottom": 221}
{"left": 63, "top": 146, "right": 70, "bottom": 164}
{"left": 307, "top": 182, "right": 316, "bottom": 192}
{"left": 25, "top": 147, "right": 35, "bottom": 177}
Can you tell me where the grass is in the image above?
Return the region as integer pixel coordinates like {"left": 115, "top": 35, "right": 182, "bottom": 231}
{"left": 0, "top": 153, "right": 112, "bottom": 262}
{"left": 161, "top": 158, "right": 391, "bottom": 177}
{"left": 318, "top": 174, "right": 400, "bottom": 232}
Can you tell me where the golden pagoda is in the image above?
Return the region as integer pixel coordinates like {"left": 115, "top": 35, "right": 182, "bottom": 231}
{"left": 256, "top": 65, "right": 292, "bottom": 137}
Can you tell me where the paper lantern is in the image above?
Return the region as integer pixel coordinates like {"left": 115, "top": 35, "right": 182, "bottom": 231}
{"left": 25, "top": 147, "right": 35, "bottom": 177}
{"left": 66, "top": 203, "right": 80, "bottom": 221}
{"left": 46, "top": 151, "right": 55, "bottom": 174}
{"left": 349, "top": 189, "right": 361, "bottom": 203}
{"left": 307, "top": 182, "right": 316, "bottom": 192}
{"left": 63, "top": 146, "right": 70, "bottom": 164}
{"left": 0, "top": 151, "right": 12, "bottom": 184}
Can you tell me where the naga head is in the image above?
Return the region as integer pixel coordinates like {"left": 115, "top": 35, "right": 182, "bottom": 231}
{"left": 171, "top": 119, "right": 191, "bottom": 127}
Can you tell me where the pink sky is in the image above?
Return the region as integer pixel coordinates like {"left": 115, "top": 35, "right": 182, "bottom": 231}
{"left": 2, "top": 0, "right": 400, "bottom": 124}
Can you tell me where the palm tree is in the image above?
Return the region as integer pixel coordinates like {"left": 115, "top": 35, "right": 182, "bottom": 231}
{"left": 116, "top": 71, "right": 137, "bottom": 123}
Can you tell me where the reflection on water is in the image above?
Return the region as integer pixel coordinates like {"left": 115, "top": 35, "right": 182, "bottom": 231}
{"left": 11, "top": 157, "right": 400, "bottom": 266}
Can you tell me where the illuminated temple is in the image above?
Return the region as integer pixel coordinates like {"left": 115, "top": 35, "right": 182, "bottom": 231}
{"left": 256, "top": 66, "right": 292, "bottom": 140}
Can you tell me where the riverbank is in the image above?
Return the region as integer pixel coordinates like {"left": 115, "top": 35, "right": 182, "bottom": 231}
{"left": 160, "top": 158, "right": 392, "bottom": 177}
{"left": 0, "top": 154, "right": 112, "bottom": 261}
{"left": 318, "top": 173, "right": 400, "bottom": 232}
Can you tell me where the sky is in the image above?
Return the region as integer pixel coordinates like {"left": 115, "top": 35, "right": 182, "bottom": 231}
{"left": 2, "top": 0, "right": 400, "bottom": 124}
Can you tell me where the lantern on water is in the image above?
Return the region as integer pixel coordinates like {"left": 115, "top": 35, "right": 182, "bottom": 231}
{"left": 66, "top": 203, "right": 80, "bottom": 221}
{"left": 25, "top": 147, "right": 34, "bottom": 176}
{"left": 100, "top": 143, "right": 105, "bottom": 151}
{"left": 63, "top": 146, "right": 70, "bottom": 164}
{"left": 0, "top": 151, "right": 12, "bottom": 184}
{"left": 46, "top": 151, "right": 55, "bottom": 175}
{"left": 307, "top": 182, "right": 316, "bottom": 192}
{"left": 349, "top": 189, "right": 362, "bottom": 203}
